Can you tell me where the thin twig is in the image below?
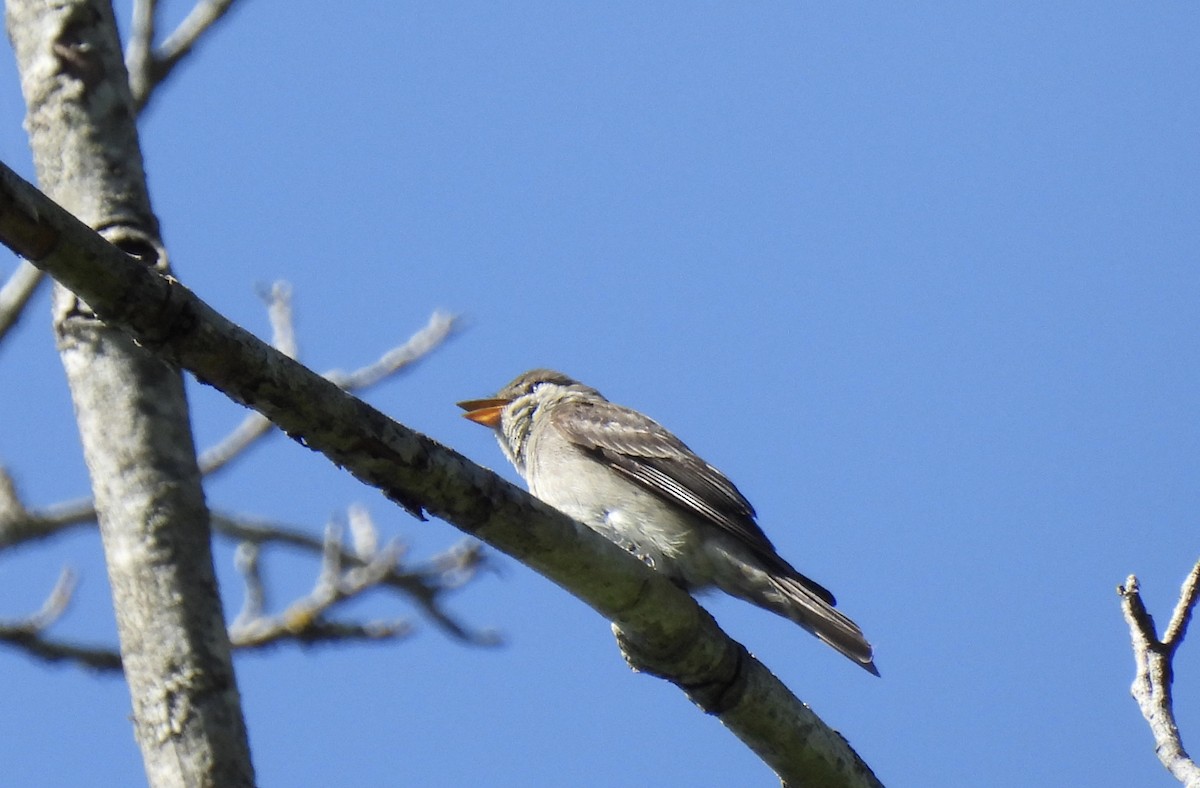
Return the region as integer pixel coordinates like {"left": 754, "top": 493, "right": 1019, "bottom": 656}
{"left": 0, "top": 568, "right": 122, "bottom": 672}
{"left": 1164, "top": 561, "right": 1200, "bottom": 649}
{"left": 0, "top": 261, "right": 45, "bottom": 344}
{"left": 233, "top": 618, "right": 412, "bottom": 652}
{"left": 22, "top": 567, "right": 76, "bottom": 629}
{"left": 326, "top": 310, "right": 459, "bottom": 390}
{"left": 0, "top": 518, "right": 488, "bottom": 672}
{"left": 127, "top": 0, "right": 245, "bottom": 111}
{"left": 1, "top": 496, "right": 496, "bottom": 645}
{"left": 0, "top": 629, "right": 123, "bottom": 671}
{"left": 232, "top": 542, "right": 266, "bottom": 627}
{"left": 0, "top": 479, "right": 94, "bottom": 550}
{"left": 1118, "top": 561, "right": 1200, "bottom": 787}
{"left": 229, "top": 522, "right": 413, "bottom": 650}
{"left": 199, "top": 307, "right": 458, "bottom": 477}
{"left": 195, "top": 413, "right": 271, "bottom": 477}
{"left": 0, "top": 467, "right": 23, "bottom": 524}
{"left": 126, "top": 0, "right": 158, "bottom": 106}
{"left": 261, "top": 281, "right": 298, "bottom": 359}
{"left": 158, "top": 0, "right": 241, "bottom": 64}
{"left": 144, "top": 0, "right": 241, "bottom": 106}
{"left": 213, "top": 509, "right": 499, "bottom": 645}
{"left": 347, "top": 502, "right": 377, "bottom": 560}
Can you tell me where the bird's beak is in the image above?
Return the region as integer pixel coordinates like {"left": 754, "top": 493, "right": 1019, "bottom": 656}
{"left": 456, "top": 397, "right": 510, "bottom": 427}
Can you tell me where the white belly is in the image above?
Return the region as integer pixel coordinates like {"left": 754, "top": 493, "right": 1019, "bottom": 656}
{"left": 523, "top": 428, "right": 716, "bottom": 588}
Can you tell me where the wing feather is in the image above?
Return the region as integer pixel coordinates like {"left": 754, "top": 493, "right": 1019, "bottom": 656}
{"left": 549, "top": 398, "right": 837, "bottom": 607}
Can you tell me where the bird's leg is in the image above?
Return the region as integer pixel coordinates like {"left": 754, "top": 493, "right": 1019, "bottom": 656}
{"left": 620, "top": 541, "right": 657, "bottom": 570}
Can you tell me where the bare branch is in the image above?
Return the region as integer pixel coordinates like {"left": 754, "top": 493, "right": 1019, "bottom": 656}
{"left": 1164, "top": 561, "right": 1200, "bottom": 649}
{"left": 125, "top": 0, "right": 158, "bottom": 106}
{"left": 0, "top": 627, "right": 123, "bottom": 672}
{"left": 126, "top": 0, "right": 246, "bottom": 110}
{"left": 0, "top": 472, "right": 94, "bottom": 550}
{"left": 159, "top": 0, "right": 241, "bottom": 66}
{"left": 326, "top": 310, "right": 459, "bottom": 390}
{"left": 229, "top": 523, "right": 413, "bottom": 651}
{"left": 199, "top": 300, "right": 458, "bottom": 478}
{"left": 212, "top": 509, "right": 499, "bottom": 646}
{"left": 0, "top": 506, "right": 487, "bottom": 671}
{"left": 232, "top": 542, "right": 266, "bottom": 626}
{"left": 234, "top": 618, "right": 411, "bottom": 652}
{"left": 0, "top": 568, "right": 123, "bottom": 672}
{"left": 347, "top": 502, "right": 378, "bottom": 560}
{"left": 0, "top": 547, "right": 417, "bottom": 672}
{"left": 1, "top": 474, "right": 493, "bottom": 645}
{"left": 1119, "top": 562, "right": 1200, "bottom": 787}
{"left": 0, "top": 467, "right": 23, "bottom": 524}
{"left": 127, "top": 0, "right": 242, "bottom": 110}
{"left": 22, "top": 566, "right": 76, "bottom": 629}
{"left": 0, "top": 261, "right": 45, "bottom": 343}
{"left": 1, "top": 490, "right": 496, "bottom": 650}
{"left": 196, "top": 412, "right": 271, "bottom": 476}
{"left": 261, "top": 281, "right": 298, "bottom": 359}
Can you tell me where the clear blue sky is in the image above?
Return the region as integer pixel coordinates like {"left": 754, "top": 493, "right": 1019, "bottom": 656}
{"left": 2, "top": 3, "right": 1198, "bottom": 786}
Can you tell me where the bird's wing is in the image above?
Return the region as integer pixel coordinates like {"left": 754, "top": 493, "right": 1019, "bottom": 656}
{"left": 549, "top": 398, "right": 837, "bottom": 607}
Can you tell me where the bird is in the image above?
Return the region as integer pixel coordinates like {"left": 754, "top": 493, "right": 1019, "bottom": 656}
{"left": 457, "top": 369, "right": 878, "bottom": 675}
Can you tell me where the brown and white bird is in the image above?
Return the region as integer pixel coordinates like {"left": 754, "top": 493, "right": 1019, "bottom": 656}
{"left": 458, "top": 369, "right": 878, "bottom": 675}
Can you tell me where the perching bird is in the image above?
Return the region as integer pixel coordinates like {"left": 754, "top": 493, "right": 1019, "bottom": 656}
{"left": 458, "top": 369, "right": 877, "bottom": 675}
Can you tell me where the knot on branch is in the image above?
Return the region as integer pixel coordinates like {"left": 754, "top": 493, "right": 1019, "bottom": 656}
{"left": 613, "top": 617, "right": 750, "bottom": 716}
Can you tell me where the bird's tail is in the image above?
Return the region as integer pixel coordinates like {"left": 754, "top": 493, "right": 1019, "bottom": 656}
{"left": 767, "top": 574, "right": 879, "bottom": 676}
{"left": 705, "top": 542, "right": 878, "bottom": 674}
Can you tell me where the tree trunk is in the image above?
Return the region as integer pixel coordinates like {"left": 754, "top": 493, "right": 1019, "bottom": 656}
{"left": 5, "top": 1, "right": 254, "bottom": 785}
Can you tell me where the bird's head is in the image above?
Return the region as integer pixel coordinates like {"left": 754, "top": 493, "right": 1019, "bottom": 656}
{"left": 457, "top": 369, "right": 603, "bottom": 467}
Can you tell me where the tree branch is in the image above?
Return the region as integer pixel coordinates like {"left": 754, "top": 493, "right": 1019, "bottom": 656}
{"left": 0, "top": 539, "right": 427, "bottom": 672}
{"left": 0, "top": 567, "right": 123, "bottom": 671}
{"left": 0, "top": 467, "right": 94, "bottom": 550}
{"left": 0, "top": 260, "right": 45, "bottom": 343}
{"left": 125, "top": 0, "right": 157, "bottom": 107}
{"left": 1118, "top": 560, "right": 1200, "bottom": 787}
{"left": 128, "top": 0, "right": 244, "bottom": 111}
{"left": 0, "top": 160, "right": 881, "bottom": 788}
{"left": 228, "top": 528, "right": 414, "bottom": 651}
{"left": 199, "top": 283, "right": 458, "bottom": 478}
{"left": 0, "top": 463, "right": 494, "bottom": 646}
{"left": 213, "top": 510, "right": 498, "bottom": 645}
{"left": 0, "top": 501, "right": 491, "bottom": 672}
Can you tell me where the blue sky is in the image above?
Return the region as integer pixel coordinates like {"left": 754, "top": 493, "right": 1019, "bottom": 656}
{"left": 2, "top": 3, "right": 1198, "bottom": 786}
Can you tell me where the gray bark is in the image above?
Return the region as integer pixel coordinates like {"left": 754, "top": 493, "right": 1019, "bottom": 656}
{"left": 1120, "top": 566, "right": 1200, "bottom": 788}
{"left": 5, "top": 1, "right": 254, "bottom": 786}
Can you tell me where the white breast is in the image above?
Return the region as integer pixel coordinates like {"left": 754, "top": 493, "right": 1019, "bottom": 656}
{"left": 522, "top": 420, "right": 715, "bottom": 587}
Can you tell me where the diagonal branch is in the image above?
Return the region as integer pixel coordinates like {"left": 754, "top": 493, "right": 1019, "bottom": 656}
{"left": 1163, "top": 560, "right": 1200, "bottom": 650}
{"left": 0, "top": 160, "right": 880, "bottom": 788}
{"left": 158, "top": 0, "right": 241, "bottom": 71}
{"left": 129, "top": 0, "right": 244, "bottom": 111}
{"left": 0, "top": 260, "right": 45, "bottom": 343}
{"left": 0, "top": 568, "right": 122, "bottom": 671}
{"left": 0, "top": 467, "right": 95, "bottom": 550}
{"left": 199, "top": 284, "right": 457, "bottom": 477}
